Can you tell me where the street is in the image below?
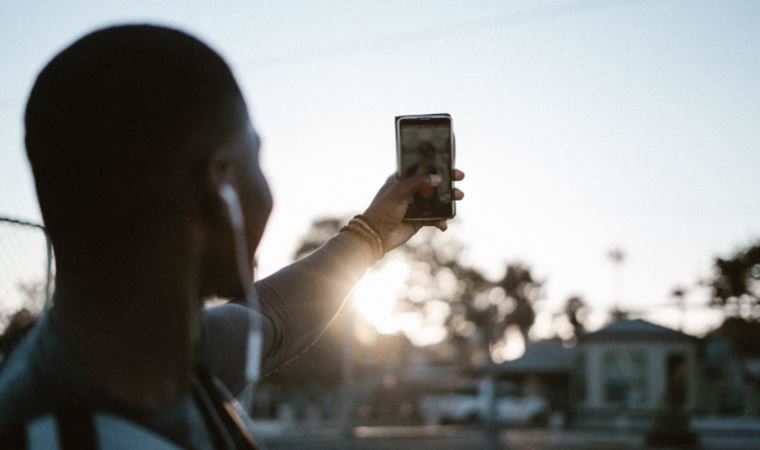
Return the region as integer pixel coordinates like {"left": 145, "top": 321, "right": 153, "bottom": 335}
{"left": 257, "top": 425, "right": 760, "bottom": 450}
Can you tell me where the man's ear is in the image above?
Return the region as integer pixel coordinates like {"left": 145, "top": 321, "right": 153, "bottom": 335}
{"left": 201, "top": 148, "right": 237, "bottom": 221}
{"left": 206, "top": 148, "right": 235, "bottom": 198}
{"left": 196, "top": 148, "right": 245, "bottom": 299}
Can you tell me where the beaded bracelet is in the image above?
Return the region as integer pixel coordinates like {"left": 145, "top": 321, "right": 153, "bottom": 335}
{"left": 352, "top": 215, "right": 384, "bottom": 249}
{"left": 340, "top": 215, "right": 385, "bottom": 261}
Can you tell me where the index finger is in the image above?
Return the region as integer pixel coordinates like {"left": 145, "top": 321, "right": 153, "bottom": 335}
{"left": 453, "top": 169, "right": 465, "bottom": 181}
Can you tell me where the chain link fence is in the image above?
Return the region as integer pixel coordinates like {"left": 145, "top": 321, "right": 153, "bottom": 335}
{"left": 0, "top": 216, "right": 54, "bottom": 334}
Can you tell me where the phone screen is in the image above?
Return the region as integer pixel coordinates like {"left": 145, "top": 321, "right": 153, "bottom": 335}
{"left": 398, "top": 116, "right": 454, "bottom": 219}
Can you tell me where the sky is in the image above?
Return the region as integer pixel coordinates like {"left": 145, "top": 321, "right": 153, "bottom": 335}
{"left": 1, "top": 0, "right": 759, "bottom": 338}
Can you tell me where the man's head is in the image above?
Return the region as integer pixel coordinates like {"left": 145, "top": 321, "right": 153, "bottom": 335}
{"left": 25, "top": 24, "right": 271, "bottom": 299}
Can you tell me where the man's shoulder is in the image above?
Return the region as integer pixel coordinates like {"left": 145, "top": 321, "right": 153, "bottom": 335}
{"left": 0, "top": 325, "right": 52, "bottom": 439}
{"left": 201, "top": 303, "right": 251, "bottom": 395}
{"left": 0, "top": 326, "right": 187, "bottom": 449}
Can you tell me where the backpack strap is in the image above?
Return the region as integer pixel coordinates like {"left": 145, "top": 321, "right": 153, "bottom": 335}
{"left": 192, "top": 365, "right": 262, "bottom": 450}
{"left": 56, "top": 409, "right": 97, "bottom": 450}
{"left": 24, "top": 409, "right": 96, "bottom": 450}
{"left": 24, "top": 410, "right": 185, "bottom": 450}
{"left": 25, "top": 415, "right": 62, "bottom": 450}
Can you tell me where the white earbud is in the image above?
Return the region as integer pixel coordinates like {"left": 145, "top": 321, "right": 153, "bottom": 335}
{"left": 218, "top": 183, "right": 263, "bottom": 393}
{"left": 218, "top": 183, "right": 244, "bottom": 234}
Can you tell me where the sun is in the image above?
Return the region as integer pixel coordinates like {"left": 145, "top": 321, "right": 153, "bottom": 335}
{"left": 352, "top": 258, "right": 411, "bottom": 334}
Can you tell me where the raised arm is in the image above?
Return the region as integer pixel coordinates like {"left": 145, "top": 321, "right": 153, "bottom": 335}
{"left": 256, "top": 170, "right": 466, "bottom": 373}
{"left": 203, "top": 171, "right": 464, "bottom": 392}
{"left": 254, "top": 231, "right": 374, "bottom": 373}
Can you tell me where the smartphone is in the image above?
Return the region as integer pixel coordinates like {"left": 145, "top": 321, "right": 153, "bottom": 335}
{"left": 396, "top": 113, "right": 455, "bottom": 220}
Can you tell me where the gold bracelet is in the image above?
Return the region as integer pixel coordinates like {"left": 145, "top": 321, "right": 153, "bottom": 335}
{"left": 340, "top": 218, "right": 384, "bottom": 261}
{"left": 352, "top": 215, "right": 385, "bottom": 252}
{"left": 340, "top": 223, "right": 382, "bottom": 260}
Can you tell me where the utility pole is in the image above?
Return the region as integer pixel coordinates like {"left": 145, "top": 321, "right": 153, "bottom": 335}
{"left": 483, "top": 373, "right": 503, "bottom": 450}
{"left": 607, "top": 247, "right": 626, "bottom": 321}
{"left": 340, "top": 302, "right": 356, "bottom": 450}
{"left": 670, "top": 286, "right": 688, "bottom": 332}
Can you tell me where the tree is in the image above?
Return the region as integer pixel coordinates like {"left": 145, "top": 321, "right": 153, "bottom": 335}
{"left": 393, "top": 231, "right": 498, "bottom": 364}
{"left": 707, "top": 242, "right": 760, "bottom": 319}
{"left": 16, "top": 280, "right": 48, "bottom": 312}
{"left": 563, "top": 295, "right": 588, "bottom": 339}
{"left": 498, "top": 263, "right": 542, "bottom": 343}
{"left": 709, "top": 316, "right": 760, "bottom": 357}
{"left": 0, "top": 280, "right": 47, "bottom": 352}
{"left": 395, "top": 230, "right": 542, "bottom": 365}
{"left": 0, "top": 309, "right": 38, "bottom": 355}
{"left": 285, "top": 217, "right": 545, "bottom": 368}
{"left": 293, "top": 217, "right": 345, "bottom": 260}
{"left": 702, "top": 241, "right": 760, "bottom": 358}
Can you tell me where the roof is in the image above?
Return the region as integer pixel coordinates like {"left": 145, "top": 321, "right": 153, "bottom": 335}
{"left": 583, "top": 319, "right": 695, "bottom": 341}
{"left": 489, "top": 343, "right": 576, "bottom": 376}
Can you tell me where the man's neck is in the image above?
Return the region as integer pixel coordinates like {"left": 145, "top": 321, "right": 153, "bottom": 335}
{"left": 51, "top": 243, "right": 202, "bottom": 409}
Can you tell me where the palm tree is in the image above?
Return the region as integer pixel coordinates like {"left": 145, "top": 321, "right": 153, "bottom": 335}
{"left": 499, "top": 263, "right": 542, "bottom": 345}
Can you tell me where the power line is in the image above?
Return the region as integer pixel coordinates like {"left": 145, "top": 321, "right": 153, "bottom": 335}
{"left": 0, "top": 215, "right": 44, "bottom": 230}
{"left": 244, "top": 0, "right": 644, "bottom": 70}
{"left": 0, "top": 0, "right": 643, "bottom": 106}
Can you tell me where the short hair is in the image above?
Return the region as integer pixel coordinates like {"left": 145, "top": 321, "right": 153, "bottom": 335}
{"left": 25, "top": 24, "right": 246, "bottom": 253}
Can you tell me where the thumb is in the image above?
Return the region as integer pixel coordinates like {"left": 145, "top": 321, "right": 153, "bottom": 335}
{"left": 392, "top": 173, "right": 442, "bottom": 199}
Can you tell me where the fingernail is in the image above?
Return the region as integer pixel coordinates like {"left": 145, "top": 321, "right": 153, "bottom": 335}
{"left": 429, "top": 174, "right": 442, "bottom": 186}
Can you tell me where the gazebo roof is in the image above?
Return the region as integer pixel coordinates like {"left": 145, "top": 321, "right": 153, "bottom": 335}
{"left": 488, "top": 343, "right": 576, "bottom": 376}
{"left": 583, "top": 318, "right": 694, "bottom": 341}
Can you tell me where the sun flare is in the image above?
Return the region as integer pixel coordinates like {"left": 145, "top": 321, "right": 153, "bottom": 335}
{"left": 352, "top": 259, "right": 410, "bottom": 334}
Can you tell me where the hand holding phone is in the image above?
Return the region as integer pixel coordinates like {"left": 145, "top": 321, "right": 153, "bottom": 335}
{"left": 396, "top": 113, "right": 456, "bottom": 220}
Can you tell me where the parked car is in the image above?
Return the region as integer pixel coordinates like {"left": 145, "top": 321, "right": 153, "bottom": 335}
{"left": 419, "top": 393, "right": 548, "bottom": 426}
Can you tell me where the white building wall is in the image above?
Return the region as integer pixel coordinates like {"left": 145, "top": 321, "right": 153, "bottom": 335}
{"left": 585, "top": 345, "right": 604, "bottom": 408}
{"left": 649, "top": 345, "right": 665, "bottom": 408}
{"left": 580, "top": 339, "right": 698, "bottom": 412}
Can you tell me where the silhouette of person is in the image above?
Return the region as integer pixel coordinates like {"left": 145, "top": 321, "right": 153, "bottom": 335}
{"left": 404, "top": 141, "right": 440, "bottom": 203}
{"left": 0, "top": 25, "right": 464, "bottom": 449}
{"left": 403, "top": 139, "right": 452, "bottom": 216}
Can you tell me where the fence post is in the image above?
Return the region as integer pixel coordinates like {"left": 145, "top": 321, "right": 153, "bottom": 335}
{"left": 44, "top": 236, "right": 53, "bottom": 310}
{"left": 340, "top": 302, "right": 356, "bottom": 450}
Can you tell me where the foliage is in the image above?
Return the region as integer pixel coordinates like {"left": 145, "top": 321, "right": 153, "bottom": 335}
{"left": 704, "top": 241, "right": 760, "bottom": 357}
{"left": 395, "top": 229, "right": 543, "bottom": 364}
{"left": 278, "top": 217, "right": 545, "bottom": 385}
{"left": 563, "top": 295, "right": 588, "bottom": 338}
{"left": 293, "top": 217, "right": 345, "bottom": 261}
{"left": 709, "top": 316, "right": 760, "bottom": 357}
{"left": 707, "top": 242, "right": 760, "bottom": 319}
{"left": 16, "top": 280, "right": 48, "bottom": 313}
{"left": 0, "top": 309, "right": 38, "bottom": 355}
{"left": 498, "top": 262, "right": 542, "bottom": 340}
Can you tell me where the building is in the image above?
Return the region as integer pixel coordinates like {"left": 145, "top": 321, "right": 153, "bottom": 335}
{"left": 703, "top": 339, "right": 760, "bottom": 417}
{"left": 489, "top": 342, "right": 575, "bottom": 416}
{"left": 572, "top": 319, "right": 700, "bottom": 428}
{"left": 490, "top": 318, "right": 760, "bottom": 432}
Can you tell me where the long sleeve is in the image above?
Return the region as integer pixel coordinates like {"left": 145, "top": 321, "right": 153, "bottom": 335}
{"left": 201, "top": 232, "right": 374, "bottom": 394}
{"left": 254, "top": 232, "right": 374, "bottom": 374}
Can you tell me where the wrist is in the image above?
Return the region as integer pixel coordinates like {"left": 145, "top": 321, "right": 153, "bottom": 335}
{"left": 340, "top": 215, "right": 385, "bottom": 261}
{"left": 338, "top": 228, "right": 378, "bottom": 265}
